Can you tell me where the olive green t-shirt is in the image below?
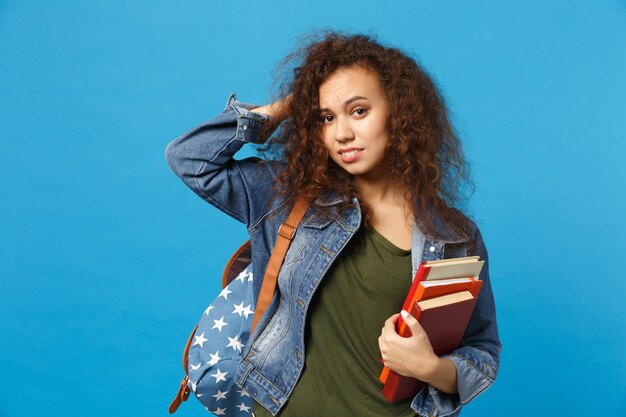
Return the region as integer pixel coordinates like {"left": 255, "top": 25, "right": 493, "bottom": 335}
{"left": 253, "top": 227, "right": 417, "bottom": 416}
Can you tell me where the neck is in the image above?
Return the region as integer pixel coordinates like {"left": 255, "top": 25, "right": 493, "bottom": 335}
{"left": 355, "top": 174, "right": 414, "bottom": 230}
{"left": 355, "top": 175, "right": 404, "bottom": 205}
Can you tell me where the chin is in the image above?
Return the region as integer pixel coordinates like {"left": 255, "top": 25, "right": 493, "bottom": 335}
{"left": 331, "top": 159, "right": 373, "bottom": 177}
{"left": 341, "top": 166, "right": 370, "bottom": 177}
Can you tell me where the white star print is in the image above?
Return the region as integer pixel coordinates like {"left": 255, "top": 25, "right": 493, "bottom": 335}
{"left": 236, "top": 402, "right": 251, "bottom": 412}
{"left": 204, "top": 305, "right": 214, "bottom": 316}
{"left": 207, "top": 351, "right": 221, "bottom": 367}
{"left": 211, "top": 369, "right": 228, "bottom": 383}
{"left": 192, "top": 332, "right": 208, "bottom": 348}
{"left": 190, "top": 362, "right": 201, "bottom": 371}
{"left": 212, "top": 316, "right": 228, "bottom": 332}
{"left": 226, "top": 335, "right": 244, "bottom": 353}
{"left": 237, "top": 388, "right": 251, "bottom": 397}
{"left": 235, "top": 271, "right": 248, "bottom": 283}
{"left": 242, "top": 304, "right": 254, "bottom": 319}
{"left": 232, "top": 302, "right": 246, "bottom": 317}
{"left": 212, "top": 407, "right": 227, "bottom": 415}
{"left": 247, "top": 271, "right": 253, "bottom": 282}
{"left": 212, "top": 390, "right": 228, "bottom": 401}
{"left": 189, "top": 380, "right": 197, "bottom": 392}
{"left": 219, "top": 287, "right": 232, "bottom": 300}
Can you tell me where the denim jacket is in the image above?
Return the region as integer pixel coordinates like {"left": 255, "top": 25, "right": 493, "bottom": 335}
{"left": 165, "top": 93, "right": 501, "bottom": 417}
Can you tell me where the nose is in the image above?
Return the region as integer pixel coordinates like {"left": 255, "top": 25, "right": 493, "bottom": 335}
{"left": 334, "top": 117, "right": 354, "bottom": 143}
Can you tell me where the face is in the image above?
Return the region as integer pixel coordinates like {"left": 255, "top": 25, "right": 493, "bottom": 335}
{"left": 318, "top": 65, "right": 391, "bottom": 182}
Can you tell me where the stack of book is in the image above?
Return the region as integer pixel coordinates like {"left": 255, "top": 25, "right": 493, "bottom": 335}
{"left": 380, "top": 256, "right": 484, "bottom": 402}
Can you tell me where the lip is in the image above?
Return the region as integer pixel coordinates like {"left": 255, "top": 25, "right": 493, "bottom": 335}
{"left": 338, "top": 147, "right": 363, "bottom": 163}
{"left": 338, "top": 147, "right": 364, "bottom": 155}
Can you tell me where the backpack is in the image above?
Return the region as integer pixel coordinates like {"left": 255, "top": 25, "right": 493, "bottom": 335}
{"left": 168, "top": 198, "right": 310, "bottom": 415}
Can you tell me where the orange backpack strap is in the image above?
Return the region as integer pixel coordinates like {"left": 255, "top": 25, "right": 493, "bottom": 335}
{"left": 250, "top": 196, "right": 310, "bottom": 333}
{"left": 168, "top": 324, "right": 198, "bottom": 413}
{"left": 222, "top": 241, "right": 252, "bottom": 288}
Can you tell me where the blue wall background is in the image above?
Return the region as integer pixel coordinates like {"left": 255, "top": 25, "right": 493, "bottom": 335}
{"left": 1, "top": 1, "right": 624, "bottom": 416}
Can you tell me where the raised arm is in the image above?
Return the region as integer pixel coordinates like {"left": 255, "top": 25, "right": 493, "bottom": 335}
{"left": 165, "top": 93, "right": 290, "bottom": 227}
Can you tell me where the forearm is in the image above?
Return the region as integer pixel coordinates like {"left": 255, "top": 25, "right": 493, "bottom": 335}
{"left": 251, "top": 94, "right": 291, "bottom": 122}
{"left": 251, "top": 104, "right": 277, "bottom": 118}
{"left": 422, "top": 357, "right": 458, "bottom": 394}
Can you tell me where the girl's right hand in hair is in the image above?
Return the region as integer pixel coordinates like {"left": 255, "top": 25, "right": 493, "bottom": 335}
{"left": 252, "top": 94, "right": 292, "bottom": 122}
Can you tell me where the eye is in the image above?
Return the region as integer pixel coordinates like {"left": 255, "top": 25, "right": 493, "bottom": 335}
{"left": 320, "top": 115, "right": 334, "bottom": 124}
{"left": 352, "top": 107, "right": 368, "bottom": 117}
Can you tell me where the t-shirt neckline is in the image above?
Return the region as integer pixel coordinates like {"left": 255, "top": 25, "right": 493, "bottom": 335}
{"left": 369, "top": 227, "right": 412, "bottom": 256}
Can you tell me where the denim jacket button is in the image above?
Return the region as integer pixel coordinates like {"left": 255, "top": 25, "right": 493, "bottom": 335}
{"left": 429, "top": 246, "right": 436, "bottom": 252}
{"left": 242, "top": 124, "right": 248, "bottom": 130}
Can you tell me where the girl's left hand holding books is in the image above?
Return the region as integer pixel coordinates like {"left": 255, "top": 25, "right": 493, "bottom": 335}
{"left": 378, "top": 310, "right": 440, "bottom": 382}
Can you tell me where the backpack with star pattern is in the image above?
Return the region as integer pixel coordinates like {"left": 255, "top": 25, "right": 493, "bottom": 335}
{"left": 169, "top": 198, "right": 310, "bottom": 416}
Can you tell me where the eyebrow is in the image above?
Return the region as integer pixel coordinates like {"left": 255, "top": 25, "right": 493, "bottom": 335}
{"left": 319, "top": 96, "right": 368, "bottom": 113}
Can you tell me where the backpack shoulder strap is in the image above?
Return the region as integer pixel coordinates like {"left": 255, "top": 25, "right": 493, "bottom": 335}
{"left": 251, "top": 196, "right": 310, "bottom": 332}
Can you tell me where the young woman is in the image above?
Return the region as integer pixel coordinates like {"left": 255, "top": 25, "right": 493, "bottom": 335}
{"left": 166, "top": 31, "right": 501, "bottom": 416}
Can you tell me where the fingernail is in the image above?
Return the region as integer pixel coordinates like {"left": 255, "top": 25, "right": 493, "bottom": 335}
{"left": 400, "top": 310, "right": 409, "bottom": 319}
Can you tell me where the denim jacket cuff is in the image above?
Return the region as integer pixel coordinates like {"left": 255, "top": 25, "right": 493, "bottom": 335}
{"left": 443, "top": 347, "right": 496, "bottom": 404}
{"left": 410, "top": 347, "right": 497, "bottom": 417}
{"left": 223, "top": 92, "right": 272, "bottom": 145}
{"left": 410, "top": 385, "right": 461, "bottom": 417}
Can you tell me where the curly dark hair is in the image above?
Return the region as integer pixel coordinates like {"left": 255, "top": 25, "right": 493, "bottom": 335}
{"left": 258, "top": 29, "right": 475, "bottom": 240}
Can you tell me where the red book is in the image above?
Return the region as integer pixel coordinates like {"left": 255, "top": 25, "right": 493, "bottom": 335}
{"left": 380, "top": 257, "right": 483, "bottom": 384}
{"left": 378, "top": 277, "right": 482, "bottom": 384}
{"left": 381, "top": 291, "right": 479, "bottom": 402}
{"left": 379, "top": 256, "right": 483, "bottom": 400}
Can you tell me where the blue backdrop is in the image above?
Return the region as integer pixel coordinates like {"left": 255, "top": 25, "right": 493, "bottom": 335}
{"left": 1, "top": 1, "right": 624, "bottom": 416}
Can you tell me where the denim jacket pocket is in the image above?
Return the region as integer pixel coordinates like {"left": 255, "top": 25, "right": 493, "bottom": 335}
{"left": 282, "top": 210, "right": 335, "bottom": 267}
{"left": 442, "top": 241, "right": 469, "bottom": 259}
{"left": 300, "top": 212, "right": 336, "bottom": 229}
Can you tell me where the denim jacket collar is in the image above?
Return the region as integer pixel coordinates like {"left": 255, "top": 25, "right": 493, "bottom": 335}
{"left": 310, "top": 189, "right": 470, "bottom": 279}
{"left": 313, "top": 189, "right": 350, "bottom": 207}
{"left": 315, "top": 189, "right": 466, "bottom": 237}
